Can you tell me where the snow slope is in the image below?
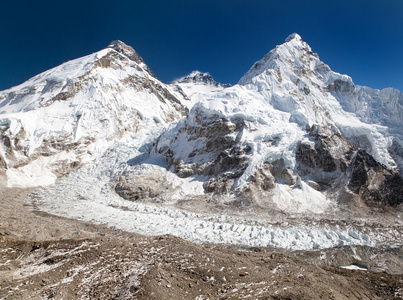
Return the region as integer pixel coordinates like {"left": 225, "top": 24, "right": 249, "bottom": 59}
{"left": 237, "top": 33, "right": 399, "bottom": 171}
{"left": 0, "top": 41, "right": 186, "bottom": 187}
{"left": 169, "top": 71, "right": 230, "bottom": 109}
{"left": 154, "top": 33, "right": 403, "bottom": 213}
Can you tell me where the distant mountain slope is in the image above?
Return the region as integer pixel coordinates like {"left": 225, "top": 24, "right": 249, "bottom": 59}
{"left": 0, "top": 40, "right": 186, "bottom": 187}
{"left": 169, "top": 71, "right": 231, "bottom": 109}
{"left": 151, "top": 33, "right": 403, "bottom": 212}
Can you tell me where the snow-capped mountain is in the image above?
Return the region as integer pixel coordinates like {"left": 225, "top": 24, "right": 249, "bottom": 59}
{"left": 169, "top": 71, "right": 231, "bottom": 109}
{"left": 1, "top": 33, "right": 402, "bottom": 215}
{"left": 150, "top": 33, "right": 403, "bottom": 213}
{"left": 0, "top": 40, "right": 186, "bottom": 187}
{"left": 2, "top": 33, "right": 402, "bottom": 251}
{"left": 173, "top": 70, "right": 231, "bottom": 87}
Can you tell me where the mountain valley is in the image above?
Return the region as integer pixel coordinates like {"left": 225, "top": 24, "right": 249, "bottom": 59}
{"left": 1, "top": 33, "right": 403, "bottom": 299}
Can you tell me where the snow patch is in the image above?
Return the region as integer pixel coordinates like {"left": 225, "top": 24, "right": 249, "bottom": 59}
{"left": 271, "top": 181, "right": 331, "bottom": 214}
{"left": 5, "top": 151, "right": 76, "bottom": 188}
{"left": 340, "top": 265, "right": 368, "bottom": 271}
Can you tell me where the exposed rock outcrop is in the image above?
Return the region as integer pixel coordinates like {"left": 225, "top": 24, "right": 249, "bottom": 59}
{"left": 156, "top": 110, "right": 251, "bottom": 194}
{"left": 115, "top": 174, "right": 172, "bottom": 201}
{"left": 348, "top": 150, "right": 403, "bottom": 208}
{"left": 296, "top": 125, "right": 354, "bottom": 174}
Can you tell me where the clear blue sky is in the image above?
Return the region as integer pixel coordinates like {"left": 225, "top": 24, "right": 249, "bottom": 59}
{"left": 1, "top": 0, "right": 402, "bottom": 91}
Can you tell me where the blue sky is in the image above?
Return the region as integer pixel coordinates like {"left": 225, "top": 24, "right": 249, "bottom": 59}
{"left": 1, "top": 0, "right": 402, "bottom": 91}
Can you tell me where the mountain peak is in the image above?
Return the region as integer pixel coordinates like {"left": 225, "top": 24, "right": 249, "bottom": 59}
{"left": 238, "top": 33, "right": 316, "bottom": 85}
{"left": 107, "top": 40, "right": 144, "bottom": 64}
{"left": 108, "top": 40, "right": 135, "bottom": 54}
{"left": 285, "top": 32, "right": 302, "bottom": 42}
{"left": 106, "top": 40, "right": 158, "bottom": 78}
{"left": 174, "top": 71, "right": 231, "bottom": 87}
{"left": 108, "top": 39, "right": 129, "bottom": 48}
{"left": 179, "top": 71, "right": 214, "bottom": 83}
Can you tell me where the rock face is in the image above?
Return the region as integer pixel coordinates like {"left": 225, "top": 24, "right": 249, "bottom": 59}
{"left": 0, "top": 41, "right": 186, "bottom": 187}
{"left": 156, "top": 111, "right": 250, "bottom": 189}
{"left": 115, "top": 173, "right": 172, "bottom": 201}
{"left": 348, "top": 150, "right": 403, "bottom": 208}
{"left": 296, "top": 125, "right": 354, "bottom": 174}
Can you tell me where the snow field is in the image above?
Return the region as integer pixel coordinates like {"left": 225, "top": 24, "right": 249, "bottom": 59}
{"left": 1, "top": 46, "right": 184, "bottom": 188}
